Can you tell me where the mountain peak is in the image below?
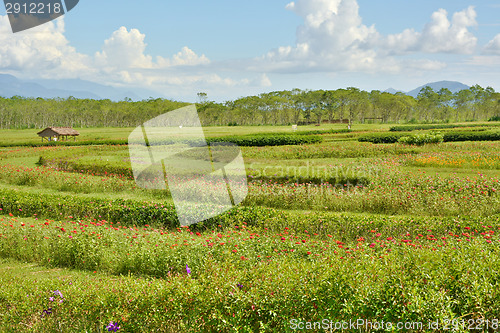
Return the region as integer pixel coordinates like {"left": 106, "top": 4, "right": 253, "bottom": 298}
{"left": 406, "top": 81, "right": 470, "bottom": 97}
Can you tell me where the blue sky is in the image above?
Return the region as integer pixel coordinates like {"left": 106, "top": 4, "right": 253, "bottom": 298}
{"left": 1, "top": 0, "right": 500, "bottom": 102}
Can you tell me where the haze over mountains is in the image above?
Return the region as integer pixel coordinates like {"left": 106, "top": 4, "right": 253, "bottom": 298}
{"left": 385, "top": 80, "right": 471, "bottom": 97}
{"left": 0, "top": 74, "right": 163, "bottom": 101}
{"left": 0, "top": 74, "right": 473, "bottom": 101}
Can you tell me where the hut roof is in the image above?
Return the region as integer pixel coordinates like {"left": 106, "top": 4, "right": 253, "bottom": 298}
{"left": 37, "top": 127, "right": 80, "bottom": 136}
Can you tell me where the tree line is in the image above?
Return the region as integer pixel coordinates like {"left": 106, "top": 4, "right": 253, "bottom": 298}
{"left": 1, "top": 85, "right": 499, "bottom": 129}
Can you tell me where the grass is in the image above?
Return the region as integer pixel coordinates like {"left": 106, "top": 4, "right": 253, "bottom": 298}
{"left": 1, "top": 213, "right": 500, "bottom": 331}
{"left": 0, "top": 122, "right": 500, "bottom": 331}
{"left": 0, "top": 124, "right": 354, "bottom": 146}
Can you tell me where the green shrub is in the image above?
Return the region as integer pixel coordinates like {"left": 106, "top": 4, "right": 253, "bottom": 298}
{"left": 443, "top": 130, "right": 500, "bottom": 142}
{"left": 390, "top": 123, "right": 500, "bottom": 132}
{"left": 205, "top": 134, "right": 323, "bottom": 146}
{"left": 0, "top": 139, "right": 128, "bottom": 148}
{"left": 358, "top": 132, "right": 406, "bottom": 144}
{"left": 398, "top": 133, "right": 444, "bottom": 146}
{"left": 2, "top": 134, "right": 322, "bottom": 149}
{"left": 0, "top": 187, "right": 282, "bottom": 230}
{"left": 359, "top": 130, "right": 500, "bottom": 144}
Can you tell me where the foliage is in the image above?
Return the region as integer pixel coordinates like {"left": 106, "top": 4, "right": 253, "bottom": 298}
{"left": 2, "top": 84, "right": 500, "bottom": 129}
{"left": 358, "top": 132, "right": 406, "bottom": 144}
{"left": 2, "top": 213, "right": 500, "bottom": 331}
{"left": 398, "top": 133, "right": 444, "bottom": 146}
{"left": 443, "top": 130, "right": 500, "bottom": 142}
{"left": 389, "top": 123, "right": 499, "bottom": 132}
{"left": 0, "top": 139, "right": 128, "bottom": 148}
{"left": 1, "top": 124, "right": 500, "bottom": 331}
{"left": 359, "top": 130, "right": 500, "bottom": 144}
{"left": 205, "top": 134, "right": 322, "bottom": 147}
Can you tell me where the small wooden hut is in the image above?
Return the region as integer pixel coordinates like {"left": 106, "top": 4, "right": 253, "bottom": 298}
{"left": 37, "top": 127, "right": 80, "bottom": 142}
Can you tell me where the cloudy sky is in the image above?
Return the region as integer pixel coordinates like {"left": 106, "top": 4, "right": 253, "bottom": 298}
{"left": 1, "top": 0, "right": 500, "bottom": 102}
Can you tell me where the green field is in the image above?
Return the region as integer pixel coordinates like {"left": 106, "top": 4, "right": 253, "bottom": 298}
{"left": 1, "top": 123, "right": 500, "bottom": 332}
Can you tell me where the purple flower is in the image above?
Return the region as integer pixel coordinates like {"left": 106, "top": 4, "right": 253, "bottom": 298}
{"left": 41, "top": 308, "right": 52, "bottom": 318}
{"left": 186, "top": 264, "right": 191, "bottom": 275}
{"left": 53, "top": 290, "right": 63, "bottom": 299}
{"left": 107, "top": 322, "right": 121, "bottom": 332}
{"left": 49, "top": 297, "right": 54, "bottom": 302}
{"left": 237, "top": 283, "right": 243, "bottom": 289}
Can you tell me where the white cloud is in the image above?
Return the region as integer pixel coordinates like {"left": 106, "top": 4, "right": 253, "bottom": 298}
{"left": 258, "top": 74, "right": 272, "bottom": 87}
{"left": 156, "top": 46, "right": 210, "bottom": 67}
{"left": 383, "top": 6, "right": 477, "bottom": 54}
{"left": 0, "top": 18, "right": 237, "bottom": 92}
{"left": 94, "top": 27, "right": 210, "bottom": 72}
{"left": 484, "top": 34, "right": 500, "bottom": 55}
{"left": 0, "top": 15, "right": 92, "bottom": 78}
{"left": 260, "top": 0, "right": 477, "bottom": 73}
{"left": 95, "top": 26, "right": 153, "bottom": 69}
{"left": 262, "top": 0, "right": 378, "bottom": 72}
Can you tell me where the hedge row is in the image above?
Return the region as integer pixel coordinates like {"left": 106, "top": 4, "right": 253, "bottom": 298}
{"left": 0, "top": 187, "right": 280, "bottom": 230}
{"left": 389, "top": 123, "right": 499, "bottom": 132}
{"left": 2, "top": 134, "right": 323, "bottom": 148}
{"left": 358, "top": 130, "right": 500, "bottom": 144}
{"left": 288, "top": 128, "right": 351, "bottom": 136}
{"left": 0, "top": 139, "right": 127, "bottom": 148}
{"left": 205, "top": 134, "right": 323, "bottom": 146}
{"left": 443, "top": 130, "right": 500, "bottom": 142}
{"left": 357, "top": 132, "right": 407, "bottom": 144}
{"left": 398, "top": 133, "right": 444, "bottom": 146}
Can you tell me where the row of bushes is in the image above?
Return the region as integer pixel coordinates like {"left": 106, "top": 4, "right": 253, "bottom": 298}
{"left": 443, "top": 130, "right": 500, "bottom": 142}
{"left": 389, "top": 123, "right": 499, "bottom": 132}
{"left": 398, "top": 133, "right": 444, "bottom": 146}
{"left": 0, "top": 139, "right": 127, "bottom": 148}
{"left": 205, "top": 134, "right": 323, "bottom": 147}
{"left": 2, "top": 134, "right": 323, "bottom": 148}
{"left": 290, "top": 128, "right": 351, "bottom": 136}
{"left": 358, "top": 132, "right": 407, "bottom": 144}
{"left": 1, "top": 183, "right": 498, "bottom": 237}
{"left": 0, "top": 187, "right": 280, "bottom": 230}
{"left": 359, "top": 130, "right": 500, "bottom": 144}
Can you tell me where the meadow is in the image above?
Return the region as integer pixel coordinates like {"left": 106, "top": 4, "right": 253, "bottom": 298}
{"left": 0, "top": 123, "right": 500, "bottom": 332}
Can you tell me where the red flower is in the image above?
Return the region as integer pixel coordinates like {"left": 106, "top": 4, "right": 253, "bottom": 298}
{"left": 307, "top": 251, "right": 312, "bottom": 255}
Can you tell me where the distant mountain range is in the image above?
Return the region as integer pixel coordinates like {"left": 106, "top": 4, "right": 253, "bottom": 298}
{"left": 0, "top": 74, "right": 163, "bottom": 101}
{"left": 0, "top": 74, "right": 474, "bottom": 102}
{"left": 384, "top": 80, "right": 471, "bottom": 97}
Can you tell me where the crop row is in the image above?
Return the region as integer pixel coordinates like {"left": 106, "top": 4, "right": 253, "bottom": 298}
{"left": 1, "top": 133, "right": 323, "bottom": 149}
{"left": 389, "top": 123, "right": 500, "bottom": 132}
{"left": 1, "top": 213, "right": 500, "bottom": 331}
{"left": 359, "top": 130, "right": 500, "bottom": 144}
